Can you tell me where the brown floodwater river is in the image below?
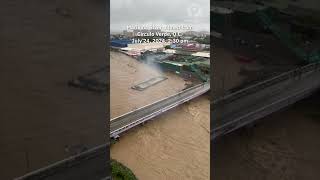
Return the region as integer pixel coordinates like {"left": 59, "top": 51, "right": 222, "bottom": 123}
{"left": 110, "top": 51, "right": 210, "bottom": 180}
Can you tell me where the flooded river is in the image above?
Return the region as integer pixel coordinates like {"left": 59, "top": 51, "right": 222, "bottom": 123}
{"left": 110, "top": 51, "right": 186, "bottom": 118}
{"left": 110, "top": 51, "right": 210, "bottom": 179}
{"left": 213, "top": 92, "right": 320, "bottom": 180}
{"left": 211, "top": 47, "right": 320, "bottom": 180}
{"left": 0, "top": 1, "right": 107, "bottom": 179}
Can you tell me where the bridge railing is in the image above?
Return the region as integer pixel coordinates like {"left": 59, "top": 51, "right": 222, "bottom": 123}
{"left": 110, "top": 83, "right": 209, "bottom": 136}
{"left": 111, "top": 83, "right": 205, "bottom": 121}
{"left": 212, "top": 62, "right": 320, "bottom": 138}
{"left": 15, "top": 143, "right": 109, "bottom": 180}
{"left": 213, "top": 62, "right": 320, "bottom": 106}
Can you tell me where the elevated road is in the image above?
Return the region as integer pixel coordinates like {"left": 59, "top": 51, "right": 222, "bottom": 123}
{"left": 212, "top": 62, "right": 320, "bottom": 139}
{"left": 110, "top": 82, "right": 210, "bottom": 138}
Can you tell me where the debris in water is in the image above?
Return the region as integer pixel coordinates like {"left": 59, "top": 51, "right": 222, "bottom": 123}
{"left": 131, "top": 76, "right": 168, "bottom": 91}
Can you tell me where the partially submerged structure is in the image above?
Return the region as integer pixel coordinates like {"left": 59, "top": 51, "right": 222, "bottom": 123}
{"left": 68, "top": 67, "right": 107, "bottom": 93}
{"left": 131, "top": 76, "right": 168, "bottom": 91}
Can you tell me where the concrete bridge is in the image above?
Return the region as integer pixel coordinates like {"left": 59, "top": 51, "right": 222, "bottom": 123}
{"left": 16, "top": 63, "right": 320, "bottom": 179}
{"left": 14, "top": 144, "right": 110, "bottom": 180}
{"left": 110, "top": 82, "right": 210, "bottom": 139}
{"left": 15, "top": 83, "right": 210, "bottom": 179}
{"left": 212, "top": 62, "right": 320, "bottom": 139}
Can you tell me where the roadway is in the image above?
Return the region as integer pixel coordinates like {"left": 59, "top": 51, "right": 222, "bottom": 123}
{"left": 17, "top": 62, "right": 320, "bottom": 178}
{"left": 16, "top": 82, "right": 210, "bottom": 179}
{"left": 212, "top": 62, "right": 320, "bottom": 139}
{"left": 110, "top": 82, "right": 210, "bottom": 138}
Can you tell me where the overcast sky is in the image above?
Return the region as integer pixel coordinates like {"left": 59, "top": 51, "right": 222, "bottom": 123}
{"left": 110, "top": 0, "right": 210, "bottom": 33}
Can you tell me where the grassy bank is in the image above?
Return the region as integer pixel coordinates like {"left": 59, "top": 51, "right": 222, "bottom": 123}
{"left": 111, "top": 159, "right": 138, "bottom": 180}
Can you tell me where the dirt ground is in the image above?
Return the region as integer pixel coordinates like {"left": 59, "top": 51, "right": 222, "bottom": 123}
{"left": 212, "top": 92, "right": 320, "bottom": 180}
{"left": 0, "top": 1, "right": 107, "bottom": 179}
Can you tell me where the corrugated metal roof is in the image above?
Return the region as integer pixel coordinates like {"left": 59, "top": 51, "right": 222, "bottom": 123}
{"left": 161, "top": 61, "right": 184, "bottom": 66}
{"left": 191, "top": 52, "right": 210, "bottom": 58}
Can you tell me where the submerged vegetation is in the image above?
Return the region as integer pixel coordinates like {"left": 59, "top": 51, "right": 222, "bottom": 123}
{"left": 111, "top": 159, "right": 138, "bottom": 180}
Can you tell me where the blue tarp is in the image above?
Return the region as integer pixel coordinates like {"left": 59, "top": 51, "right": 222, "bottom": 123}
{"left": 110, "top": 39, "right": 132, "bottom": 47}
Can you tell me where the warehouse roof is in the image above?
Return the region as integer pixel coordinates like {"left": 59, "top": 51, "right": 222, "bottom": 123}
{"left": 191, "top": 52, "right": 210, "bottom": 58}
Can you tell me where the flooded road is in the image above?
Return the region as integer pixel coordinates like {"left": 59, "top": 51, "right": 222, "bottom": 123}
{"left": 110, "top": 51, "right": 210, "bottom": 179}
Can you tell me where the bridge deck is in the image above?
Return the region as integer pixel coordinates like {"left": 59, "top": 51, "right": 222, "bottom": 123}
{"left": 15, "top": 144, "right": 110, "bottom": 180}
{"left": 212, "top": 62, "right": 320, "bottom": 139}
{"left": 18, "top": 63, "right": 320, "bottom": 178}
{"left": 110, "top": 83, "right": 210, "bottom": 138}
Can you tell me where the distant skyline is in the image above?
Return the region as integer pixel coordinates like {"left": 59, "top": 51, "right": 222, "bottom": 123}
{"left": 110, "top": 0, "right": 210, "bottom": 33}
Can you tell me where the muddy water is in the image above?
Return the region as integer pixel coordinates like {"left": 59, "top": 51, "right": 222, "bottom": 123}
{"left": 213, "top": 93, "right": 320, "bottom": 180}
{"left": 212, "top": 48, "right": 248, "bottom": 97}
{"left": 212, "top": 48, "right": 264, "bottom": 97}
{"left": 212, "top": 48, "right": 320, "bottom": 179}
{"left": 110, "top": 51, "right": 210, "bottom": 179}
{"left": 0, "top": 1, "right": 107, "bottom": 179}
{"left": 110, "top": 51, "right": 186, "bottom": 118}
